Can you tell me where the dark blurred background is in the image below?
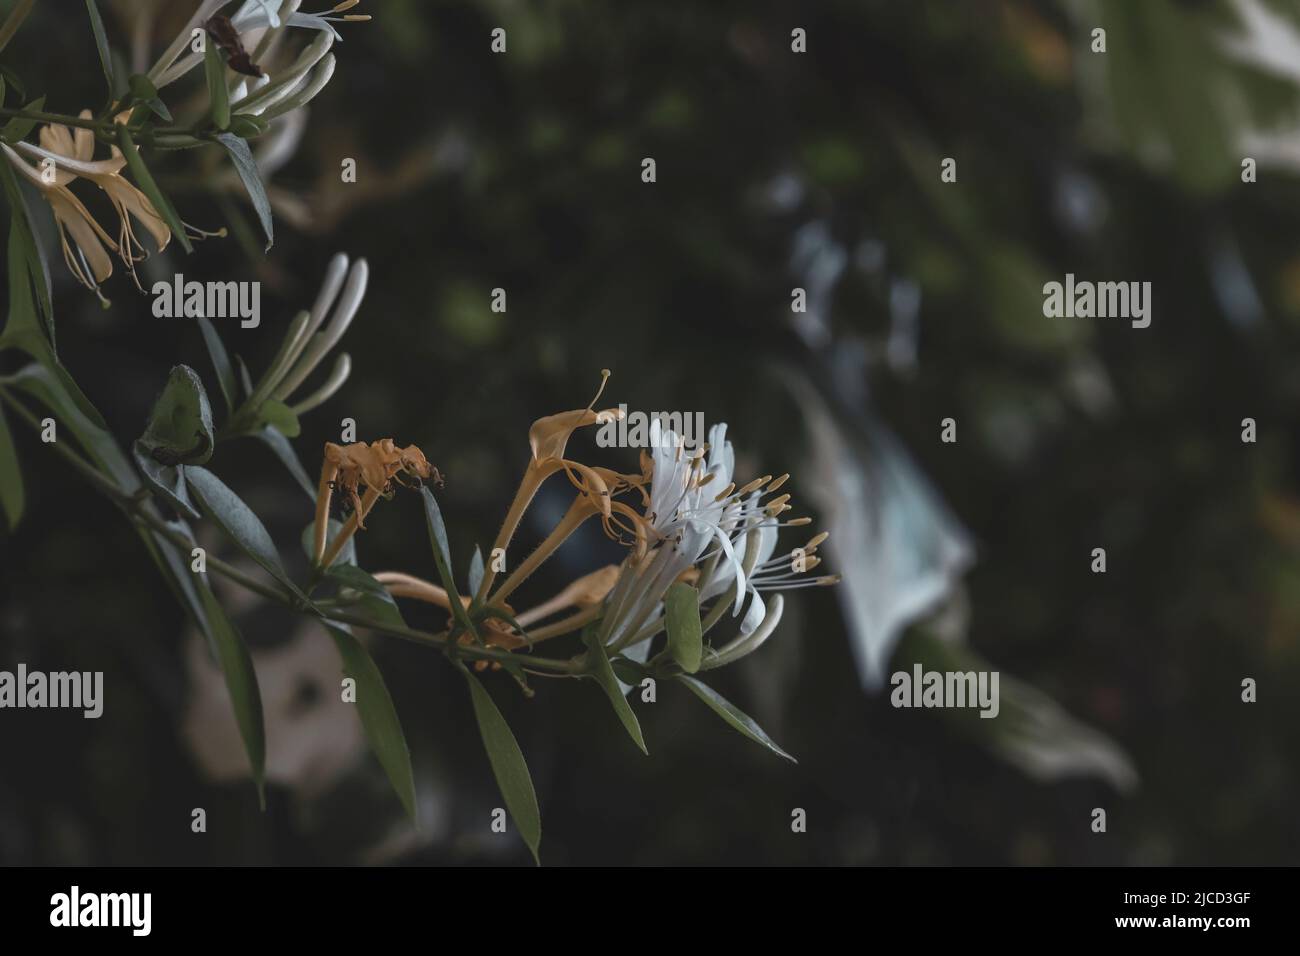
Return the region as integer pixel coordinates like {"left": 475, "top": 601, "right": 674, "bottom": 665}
{"left": 2, "top": 0, "right": 1300, "bottom": 865}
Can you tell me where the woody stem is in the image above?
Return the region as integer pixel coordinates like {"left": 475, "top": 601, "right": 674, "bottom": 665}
{"left": 0, "top": 387, "right": 580, "bottom": 674}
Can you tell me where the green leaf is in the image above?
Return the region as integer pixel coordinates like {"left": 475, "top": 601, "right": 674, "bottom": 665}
{"left": 460, "top": 665, "right": 541, "bottom": 864}
{"left": 130, "top": 364, "right": 213, "bottom": 518}
{"left": 236, "top": 355, "right": 255, "bottom": 398}
{"left": 0, "top": 0, "right": 35, "bottom": 56}
{"left": 677, "top": 675, "right": 796, "bottom": 763}
{"left": 582, "top": 627, "right": 648, "bottom": 754}
{"left": 195, "top": 579, "right": 266, "bottom": 806}
{"left": 139, "top": 514, "right": 207, "bottom": 632}
{"left": 126, "top": 72, "right": 172, "bottom": 123}
{"left": 610, "top": 655, "right": 650, "bottom": 687}
{"left": 215, "top": 132, "right": 273, "bottom": 251}
{"left": 131, "top": 442, "right": 199, "bottom": 519}
{"left": 227, "top": 115, "right": 266, "bottom": 140}
{"left": 203, "top": 41, "right": 230, "bottom": 130}
{"left": 0, "top": 65, "right": 26, "bottom": 101}
{"left": 186, "top": 465, "right": 308, "bottom": 601}
{"left": 195, "top": 315, "right": 236, "bottom": 414}
{"left": 419, "top": 486, "right": 475, "bottom": 638}
{"left": 137, "top": 365, "right": 214, "bottom": 465}
{"left": 665, "top": 581, "right": 702, "bottom": 673}
{"left": 0, "top": 93, "right": 44, "bottom": 144}
{"left": 115, "top": 125, "right": 192, "bottom": 254}
{"left": 85, "top": 0, "right": 115, "bottom": 99}
{"left": 8, "top": 364, "right": 136, "bottom": 491}
{"left": 256, "top": 425, "right": 315, "bottom": 499}
{"left": 468, "top": 545, "right": 485, "bottom": 598}
{"left": 0, "top": 401, "right": 23, "bottom": 529}
{"left": 0, "top": 155, "right": 53, "bottom": 337}
{"left": 324, "top": 622, "right": 417, "bottom": 823}
{"left": 326, "top": 563, "right": 405, "bottom": 630}
{"left": 301, "top": 517, "right": 356, "bottom": 567}
{"left": 258, "top": 397, "right": 300, "bottom": 437}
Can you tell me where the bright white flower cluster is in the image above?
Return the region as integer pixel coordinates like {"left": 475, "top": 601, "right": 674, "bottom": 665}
{"left": 601, "top": 419, "right": 835, "bottom": 669}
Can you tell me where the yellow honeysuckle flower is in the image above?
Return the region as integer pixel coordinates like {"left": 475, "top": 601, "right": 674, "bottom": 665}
{"left": 22, "top": 111, "right": 170, "bottom": 288}
{"left": 1, "top": 142, "right": 116, "bottom": 298}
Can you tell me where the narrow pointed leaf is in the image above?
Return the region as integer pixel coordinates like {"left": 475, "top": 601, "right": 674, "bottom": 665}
{"left": 325, "top": 623, "right": 417, "bottom": 823}
{"left": 186, "top": 465, "right": 308, "bottom": 601}
{"left": 8, "top": 363, "right": 134, "bottom": 489}
{"left": 258, "top": 397, "right": 300, "bottom": 437}
{"left": 85, "top": 0, "right": 115, "bottom": 97}
{"left": 0, "top": 401, "right": 23, "bottom": 529}
{"left": 127, "top": 72, "right": 172, "bottom": 122}
{"left": 468, "top": 546, "right": 485, "bottom": 598}
{"left": 196, "top": 315, "right": 236, "bottom": 413}
{"left": 665, "top": 581, "right": 703, "bottom": 673}
{"left": 256, "top": 424, "right": 315, "bottom": 499}
{"left": 0, "top": 0, "right": 35, "bottom": 54}
{"left": 677, "top": 675, "right": 796, "bottom": 763}
{"left": 326, "top": 563, "right": 405, "bottom": 630}
{"left": 461, "top": 665, "right": 541, "bottom": 864}
{"left": 132, "top": 442, "right": 199, "bottom": 519}
{"left": 116, "top": 125, "right": 192, "bottom": 253}
{"left": 300, "top": 517, "right": 356, "bottom": 567}
{"left": 419, "top": 486, "right": 475, "bottom": 637}
{"left": 216, "top": 132, "right": 273, "bottom": 250}
{"left": 203, "top": 41, "right": 230, "bottom": 130}
{"left": 0, "top": 93, "right": 44, "bottom": 143}
{"left": 195, "top": 580, "right": 266, "bottom": 806}
{"left": 0, "top": 156, "right": 52, "bottom": 332}
{"left": 582, "top": 628, "right": 647, "bottom": 754}
{"left": 139, "top": 515, "right": 207, "bottom": 633}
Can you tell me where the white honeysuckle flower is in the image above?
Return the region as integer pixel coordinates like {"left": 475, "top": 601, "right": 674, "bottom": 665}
{"left": 602, "top": 419, "right": 836, "bottom": 665}
{"left": 229, "top": 29, "right": 334, "bottom": 114}
{"left": 268, "top": 252, "right": 365, "bottom": 403}
{"left": 233, "top": 0, "right": 369, "bottom": 39}
{"left": 151, "top": 0, "right": 367, "bottom": 90}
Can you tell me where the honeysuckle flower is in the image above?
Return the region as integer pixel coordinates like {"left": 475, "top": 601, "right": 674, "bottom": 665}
{"left": 7, "top": 111, "right": 224, "bottom": 297}
{"left": 225, "top": 253, "right": 365, "bottom": 436}
{"left": 472, "top": 372, "right": 626, "bottom": 603}
{"left": 150, "top": 0, "right": 367, "bottom": 92}
{"left": 270, "top": 252, "right": 365, "bottom": 406}
{"left": 1, "top": 142, "right": 116, "bottom": 298}
{"left": 230, "top": 30, "right": 334, "bottom": 118}
{"left": 365, "top": 382, "right": 828, "bottom": 685}
{"left": 233, "top": 0, "right": 370, "bottom": 38}
{"left": 374, "top": 563, "right": 621, "bottom": 670}
{"left": 313, "top": 439, "right": 438, "bottom": 567}
{"left": 514, "top": 564, "right": 621, "bottom": 627}
{"left": 16, "top": 113, "right": 171, "bottom": 285}
{"left": 600, "top": 419, "right": 837, "bottom": 665}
